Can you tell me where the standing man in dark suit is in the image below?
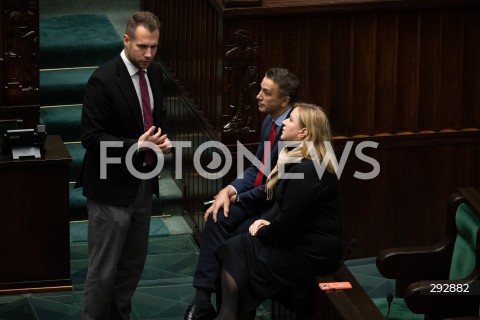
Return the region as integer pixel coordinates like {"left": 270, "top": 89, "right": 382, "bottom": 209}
{"left": 76, "top": 11, "right": 171, "bottom": 320}
{"left": 184, "top": 68, "right": 300, "bottom": 320}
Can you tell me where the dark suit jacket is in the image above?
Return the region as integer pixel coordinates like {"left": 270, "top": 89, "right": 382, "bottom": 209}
{"left": 75, "top": 54, "right": 167, "bottom": 206}
{"left": 231, "top": 112, "right": 290, "bottom": 216}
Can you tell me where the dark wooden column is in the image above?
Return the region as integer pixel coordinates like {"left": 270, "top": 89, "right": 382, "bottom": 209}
{"left": 0, "top": 0, "right": 39, "bottom": 128}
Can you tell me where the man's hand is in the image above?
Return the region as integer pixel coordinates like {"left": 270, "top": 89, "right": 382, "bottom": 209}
{"left": 155, "top": 127, "right": 172, "bottom": 154}
{"left": 138, "top": 126, "right": 172, "bottom": 153}
{"left": 204, "top": 186, "right": 236, "bottom": 223}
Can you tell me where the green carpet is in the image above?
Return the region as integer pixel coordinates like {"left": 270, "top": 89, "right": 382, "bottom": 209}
{"left": 40, "top": 106, "right": 82, "bottom": 143}
{"left": 0, "top": 224, "right": 386, "bottom": 320}
{"left": 372, "top": 297, "right": 423, "bottom": 320}
{"left": 68, "top": 183, "right": 163, "bottom": 221}
{"left": 40, "top": 67, "right": 96, "bottom": 106}
{"left": 0, "top": 228, "right": 274, "bottom": 320}
{"left": 65, "top": 143, "right": 84, "bottom": 181}
{"left": 70, "top": 232, "right": 198, "bottom": 292}
{"left": 68, "top": 183, "right": 88, "bottom": 220}
{"left": 70, "top": 217, "right": 171, "bottom": 243}
{"left": 2, "top": 232, "right": 201, "bottom": 320}
{"left": 40, "top": 14, "right": 123, "bottom": 69}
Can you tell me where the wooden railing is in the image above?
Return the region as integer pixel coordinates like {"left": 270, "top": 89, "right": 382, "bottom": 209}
{"left": 147, "top": 0, "right": 223, "bottom": 132}
{"left": 161, "top": 67, "right": 223, "bottom": 232}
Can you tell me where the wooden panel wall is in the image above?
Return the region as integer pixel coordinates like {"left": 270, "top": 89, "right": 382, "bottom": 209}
{"left": 146, "top": 0, "right": 480, "bottom": 257}
{"left": 223, "top": 5, "right": 480, "bottom": 136}
{"left": 334, "top": 131, "right": 480, "bottom": 257}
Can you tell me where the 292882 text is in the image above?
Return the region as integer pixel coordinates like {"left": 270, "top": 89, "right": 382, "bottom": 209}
{"left": 424, "top": 281, "right": 480, "bottom": 296}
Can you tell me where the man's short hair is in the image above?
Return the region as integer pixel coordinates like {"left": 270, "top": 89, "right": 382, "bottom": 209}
{"left": 126, "top": 11, "right": 161, "bottom": 38}
{"left": 265, "top": 68, "right": 300, "bottom": 103}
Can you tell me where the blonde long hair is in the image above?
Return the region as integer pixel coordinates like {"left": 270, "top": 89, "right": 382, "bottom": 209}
{"left": 295, "top": 102, "right": 336, "bottom": 173}
{"left": 265, "top": 103, "right": 335, "bottom": 199}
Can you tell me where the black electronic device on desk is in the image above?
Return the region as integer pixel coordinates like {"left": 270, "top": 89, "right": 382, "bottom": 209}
{"left": 2, "top": 125, "right": 47, "bottom": 160}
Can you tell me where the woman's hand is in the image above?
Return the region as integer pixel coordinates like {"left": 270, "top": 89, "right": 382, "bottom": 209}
{"left": 249, "top": 219, "right": 270, "bottom": 236}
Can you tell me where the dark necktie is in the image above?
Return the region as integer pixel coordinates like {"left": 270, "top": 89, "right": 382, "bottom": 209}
{"left": 254, "top": 121, "right": 277, "bottom": 188}
{"left": 138, "top": 69, "right": 154, "bottom": 165}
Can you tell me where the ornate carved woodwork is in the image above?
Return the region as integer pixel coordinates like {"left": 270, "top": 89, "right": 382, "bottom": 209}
{"left": 2, "top": 0, "right": 39, "bottom": 105}
{"left": 223, "top": 28, "right": 260, "bottom": 134}
{"left": 0, "top": 0, "right": 39, "bottom": 127}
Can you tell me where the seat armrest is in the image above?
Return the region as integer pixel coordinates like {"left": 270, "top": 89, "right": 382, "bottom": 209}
{"left": 460, "top": 188, "right": 480, "bottom": 215}
{"left": 376, "top": 238, "right": 454, "bottom": 280}
{"left": 322, "top": 290, "right": 368, "bottom": 320}
{"left": 314, "top": 265, "right": 384, "bottom": 320}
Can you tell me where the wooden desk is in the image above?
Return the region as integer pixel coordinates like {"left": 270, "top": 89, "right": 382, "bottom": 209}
{"left": 0, "top": 135, "right": 72, "bottom": 294}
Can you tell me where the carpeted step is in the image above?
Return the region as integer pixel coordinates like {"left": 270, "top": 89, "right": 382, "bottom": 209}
{"left": 70, "top": 217, "right": 184, "bottom": 244}
{"left": 40, "top": 14, "right": 123, "bottom": 69}
{"left": 158, "top": 153, "right": 184, "bottom": 216}
{"left": 65, "top": 143, "right": 181, "bottom": 187}
{"left": 39, "top": 12, "right": 184, "bottom": 226}
{"left": 69, "top": 183, "right": 88, "bottom": 221}
{"left": 40, "top": 67, "right": 96, "bottom": 106}
{"left": 69, "top": 184, "right": 163, "bottom": 222}
{"left": 66, "top": 146, "right": 180, "bottom": 220}
{"left": 41, "top": 105, "right": 82, "bottom": 143}
{"left": 159, "top": 177, "right": 184, "bottom": 216}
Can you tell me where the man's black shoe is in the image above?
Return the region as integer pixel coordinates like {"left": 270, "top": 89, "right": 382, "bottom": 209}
{"left": 184, "top": 303, "right": 216, "bottom": 320}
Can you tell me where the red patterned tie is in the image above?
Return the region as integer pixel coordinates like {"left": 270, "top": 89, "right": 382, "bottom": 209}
{"left": 138, "top": 69, "right": 154, "bottom": 165}
{"left": 254, "top": 121, "right": 277, "bottom": 188}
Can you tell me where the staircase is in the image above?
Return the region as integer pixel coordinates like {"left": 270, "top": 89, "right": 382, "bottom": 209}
{"left": 23, "top": 2, "right": 202, "bottom": 319}
{"left": 39, "top": 1, "right": 187, "bottom": 230}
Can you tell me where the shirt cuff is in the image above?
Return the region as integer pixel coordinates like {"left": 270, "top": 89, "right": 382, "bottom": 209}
{"left": 228, "top": 185, "right": 238, "bottom": 196}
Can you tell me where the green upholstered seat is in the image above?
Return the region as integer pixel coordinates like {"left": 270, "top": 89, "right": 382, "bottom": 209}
{"left": 450, "top": 203, "right": 480, "bottom": 280}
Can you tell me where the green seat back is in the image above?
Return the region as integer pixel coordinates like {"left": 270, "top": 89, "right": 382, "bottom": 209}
{"left": 449, "top": 203, "right": 480, "bottom": 280}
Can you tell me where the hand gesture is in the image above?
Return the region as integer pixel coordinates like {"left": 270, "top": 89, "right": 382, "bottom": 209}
{"left": 138, "top": 126, "right": 172, "bottom": 154}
